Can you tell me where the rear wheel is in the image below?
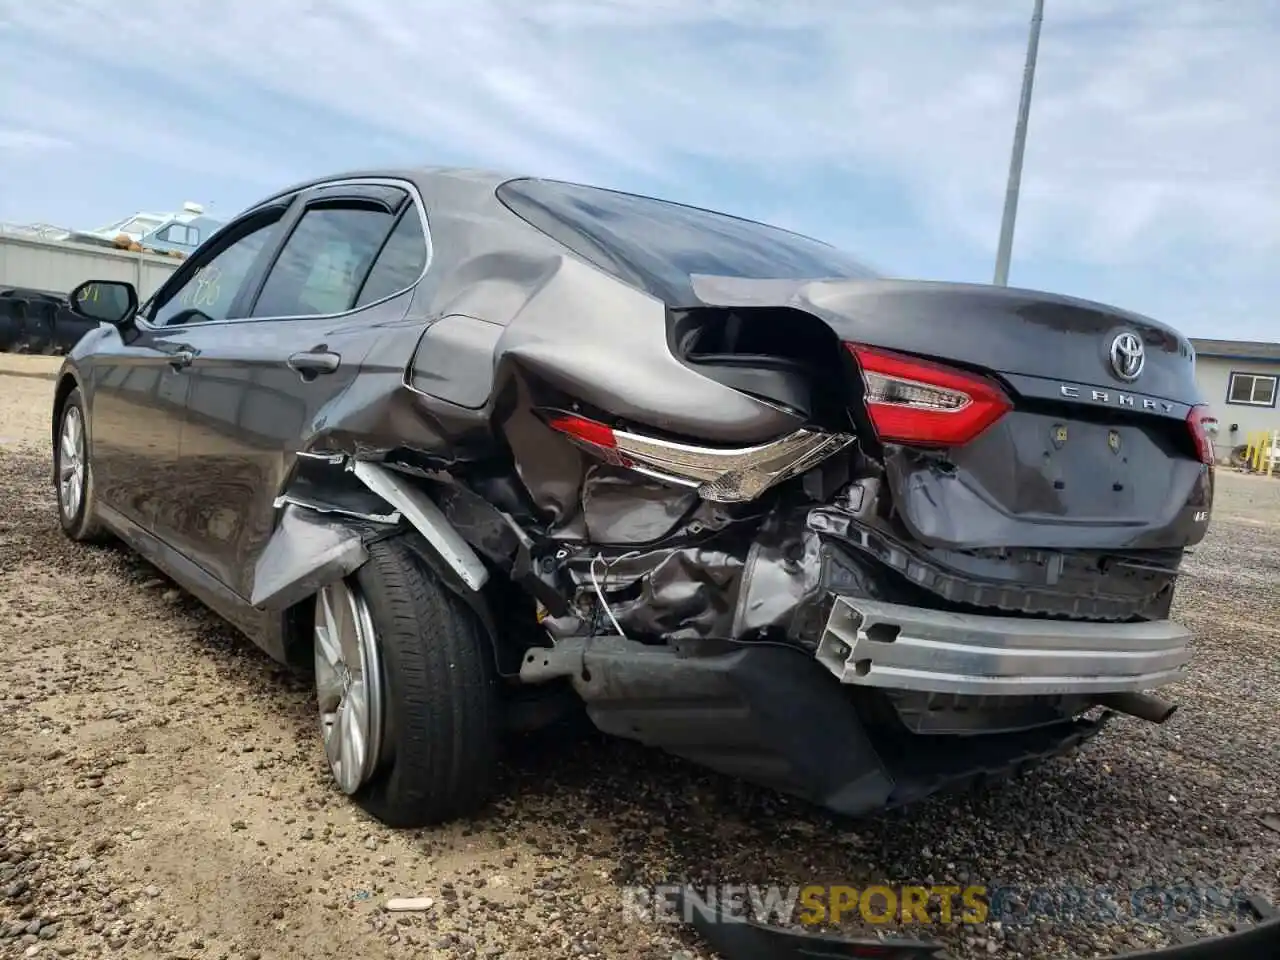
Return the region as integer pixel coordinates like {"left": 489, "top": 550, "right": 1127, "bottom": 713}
{"left": 55, "top": 388, "right": 105, "bottom": 542}
{"left": 313, "top": 537, "right": 500, "bottom": 827}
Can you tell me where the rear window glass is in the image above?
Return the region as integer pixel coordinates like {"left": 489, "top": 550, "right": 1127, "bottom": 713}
{"left": 496, "top": 178, "right": 878, "bottom": 304}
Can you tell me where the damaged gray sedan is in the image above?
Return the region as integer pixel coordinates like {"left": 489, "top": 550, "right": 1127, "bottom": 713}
{"left": 53, "top": 168, "right": 1215, "bottom": 826}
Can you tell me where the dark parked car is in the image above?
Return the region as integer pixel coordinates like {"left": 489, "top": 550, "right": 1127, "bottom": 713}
{"left": 54, "top": 168, "right": 1216, "bottom": 827}
{"left": 1, "top": 287, "right": 97, "bottom": 355}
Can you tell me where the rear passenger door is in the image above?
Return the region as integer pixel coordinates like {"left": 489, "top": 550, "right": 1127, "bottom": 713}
{"left": 174, "top": 180, "right": 430, "bottom": 596}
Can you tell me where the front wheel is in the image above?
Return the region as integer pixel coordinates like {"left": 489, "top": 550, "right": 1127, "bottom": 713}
{"left": 313, "top": 537, "right": 500, "bottom": 827}
{"left": 54, "top": 388, "right": 105, "bottom": 542}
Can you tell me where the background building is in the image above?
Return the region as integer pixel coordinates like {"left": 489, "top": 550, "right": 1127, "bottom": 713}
{"left": 1191, "top": 338, "right": 1280, "bottom": 462}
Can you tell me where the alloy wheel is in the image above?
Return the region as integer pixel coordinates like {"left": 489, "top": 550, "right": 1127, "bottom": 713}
{"left": 58, "top": 405, "right": 86, "bottom": 521}
{"left": 314, "top": 579, "right": 385, "bottom": 794}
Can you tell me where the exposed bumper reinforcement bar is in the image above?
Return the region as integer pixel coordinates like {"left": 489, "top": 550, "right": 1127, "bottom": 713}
{"left": 815, "top": 598, "right": 1192, "bottom": 697}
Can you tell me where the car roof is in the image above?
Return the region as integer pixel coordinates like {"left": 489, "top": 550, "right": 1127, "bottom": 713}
{"left": 238, "top": 166, "right": 878, "bottom": 310}
{"left": 250, "top": 166, "right": 517, "bottom": 210}
{"left": 248, "top": 166, "right": 852, "bottom": 255}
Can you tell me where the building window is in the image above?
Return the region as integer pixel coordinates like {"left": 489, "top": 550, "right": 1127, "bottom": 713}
{"left": 1226, "top": 372, "right": 1278, "bottom": 407}
{"left": 160, "top": 224, "right": 198, "bottom": 246}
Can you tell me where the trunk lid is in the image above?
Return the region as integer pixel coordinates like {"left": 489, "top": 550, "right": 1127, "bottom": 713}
{"left": 689, "top": 275, "right": 1214, "bottom": 551}
{"left": 690, "top": 276, "right": 1200, "bottom": 400}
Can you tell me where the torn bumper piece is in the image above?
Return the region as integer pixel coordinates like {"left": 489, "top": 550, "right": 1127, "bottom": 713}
{"left": 674, "top": 886, "right": 946, "bottom": 959}
{"left": 520, "top": 636, "right": 1109, "bottom": 817}
{"left": 817, "top": 598, "right": 1193, "bottom": 697}
{"left": 673, "top": 886, "right": 1280, "bottom": 960}
{"left": 249, "top": 504, "right": 371, "bottom": 611}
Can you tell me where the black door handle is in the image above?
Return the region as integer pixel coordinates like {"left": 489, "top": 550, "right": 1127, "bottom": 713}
{"left": 287, "top": 351, "right": 341, "bottom": 379}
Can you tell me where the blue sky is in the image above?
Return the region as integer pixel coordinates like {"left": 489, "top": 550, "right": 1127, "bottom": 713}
{"left": 0, "top": 0, "right": 1276, "bottom": 341}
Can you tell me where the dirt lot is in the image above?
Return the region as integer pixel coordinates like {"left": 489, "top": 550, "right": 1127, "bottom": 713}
{"left": 2, "top": 369, "right": 1278, "bottom": 960}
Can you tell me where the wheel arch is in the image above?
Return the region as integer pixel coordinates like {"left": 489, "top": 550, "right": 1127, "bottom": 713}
{"left": 51, "top": 371, "right": 80, "bottom": 444}
{"left": 263, "top": 459, "right": 530, "bottom": 679}
{"left": 50, "top": 372, "right": 83, "bottom": 486}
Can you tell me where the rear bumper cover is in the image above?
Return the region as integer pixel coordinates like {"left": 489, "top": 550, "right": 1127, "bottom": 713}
{"left": 815, "top": 598, "right": 1192, "bottom": 697}
{"left": 521, "top": 637, "right": 1109, "bottom": 817}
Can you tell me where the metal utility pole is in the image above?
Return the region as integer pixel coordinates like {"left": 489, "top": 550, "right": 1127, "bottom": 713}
{"left": 993, "top": 0, "right": 1045, "bottom": 287}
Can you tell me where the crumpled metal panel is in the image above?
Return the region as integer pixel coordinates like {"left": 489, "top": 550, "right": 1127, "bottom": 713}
{"left": 554, "top": 503, "right": 892, "bottom": 647}
{"left": 580, "top": 468, "right": 698, "bottom": 544}
{"left": 600, "top": 546, "right": 745, "bottom": 641}
{"left": 249, "top": 504, "right": 369, "bottom": 611}
{"left": 730, "top": 513, "right": 824, "bottom": 638}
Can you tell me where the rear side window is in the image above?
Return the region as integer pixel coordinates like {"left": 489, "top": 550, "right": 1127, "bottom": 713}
{"left": 355, "top": 211, "right": 428, "bottom": 308}
{"left": 252, "top": 206, "right": 396, "bottom": 318}
{"left": 496, "top": 178, "right": 878, "bottom": 305}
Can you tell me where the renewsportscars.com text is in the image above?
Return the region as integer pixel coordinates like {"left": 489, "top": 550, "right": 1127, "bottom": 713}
{"left": 621, "top": 883, "right": 1264, "bottom": 928}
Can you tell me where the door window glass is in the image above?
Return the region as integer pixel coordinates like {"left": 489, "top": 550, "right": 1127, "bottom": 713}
{"left": 152, "top": 219, "right": 280, "bottom": 326}
{"left": 252, "top": 206, "right": 396, "bottom": 318}
{"left": 355, "top": 211, "right": 428, "bottom": 307}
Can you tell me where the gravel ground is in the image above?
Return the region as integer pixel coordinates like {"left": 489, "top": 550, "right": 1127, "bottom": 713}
{"left": 1, "top": 370, "right": 1278, "bottom": 960}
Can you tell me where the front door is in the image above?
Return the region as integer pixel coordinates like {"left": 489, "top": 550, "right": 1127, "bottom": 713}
{"left": 130, "top": 203, "right": 293, "bottom": 550}
{"left": 81, "top": 321, "right": 192, "bottom": 530}
{"left": 173, "top": 182, "right": 429, "bottom": 598}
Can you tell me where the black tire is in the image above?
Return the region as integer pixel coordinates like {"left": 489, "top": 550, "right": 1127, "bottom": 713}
{"left": 348, "top": 537, "right": 500, "bottom": 827}
{"left": 54, "top": 388, "right": 107, "bottom": 543}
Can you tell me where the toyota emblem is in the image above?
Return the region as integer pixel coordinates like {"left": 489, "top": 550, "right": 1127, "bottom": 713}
{"left": 1109, "top": 332, "right": 1145, "bottom": 381}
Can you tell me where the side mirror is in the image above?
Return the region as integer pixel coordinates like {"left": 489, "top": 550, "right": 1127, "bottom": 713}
{"left": 69, "top": 280, "right": 138, "bottom": 325}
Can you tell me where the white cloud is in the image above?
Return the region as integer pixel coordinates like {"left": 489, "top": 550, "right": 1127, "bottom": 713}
{"left": 0, "top": 0, "right": 1275, "bottom": 297}
{"left": 0, "top": 128, "right": 70, "bottom": 153}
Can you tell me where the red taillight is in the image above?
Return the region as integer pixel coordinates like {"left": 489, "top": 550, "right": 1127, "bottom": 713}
{"left": 845, "top": 344, "right": 1012, "bottom": 446}
{"left": 1186, "top": 404, "right": 1215, "bottom": 465}
{"left": 545, "top": 414, "right": 619, "bottom": 451}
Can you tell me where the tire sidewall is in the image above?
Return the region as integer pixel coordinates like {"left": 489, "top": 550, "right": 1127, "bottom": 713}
{"left": 351, "top": 558, "right": 440, "bottom": 796}
{"left": 338, "top": 538, "right": 500, "bottom": 826}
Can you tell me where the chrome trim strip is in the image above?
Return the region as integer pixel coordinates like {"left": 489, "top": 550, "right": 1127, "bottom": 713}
{"left": 134, "top": 176, "right": 433, "bottom": 332}
{"left": 610, "top": 427, "right": 856, "bottom": 503}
